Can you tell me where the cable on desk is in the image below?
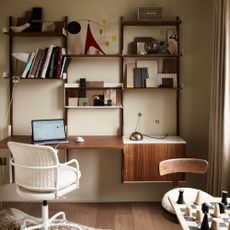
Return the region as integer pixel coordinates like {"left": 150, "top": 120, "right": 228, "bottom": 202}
{"left": 143, "top": 134, "right": 168, "bottom": 139}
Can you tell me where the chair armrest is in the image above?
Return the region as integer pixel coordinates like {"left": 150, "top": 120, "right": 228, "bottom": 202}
{"left": 10, "top": 158, "right": 58, "bottom": 170}
{"left": 59, "top": 159, "right": 81, "bottom": 177}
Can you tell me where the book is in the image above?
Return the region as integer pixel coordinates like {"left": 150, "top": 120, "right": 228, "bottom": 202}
{"left": 134, "top": 68, "right": 142, "bottom": 88}
{"left": 60, "top": 56, "right": 71, "bottom": 79}
{"left": 136, "top": 59, "right": 158, "bottom": 78}
{"left": 29, "top": 49, "right": 43, "bottom": 78}
{"left": 52, "top": 46, "right": 60, "bottom": 78}
{"left": 56, "top": 47, "right": 65, "bottom": 78}
{"left": 133, "top": 67, "right": 148, "bottom": 88}
{"left": 41, "top": 45, "right": 54, "bottom": 78}
{"left": 126, "top": 63, "right": 135, "bottom": 88}
{"left": 47, "top": 46, "right": 58, "bottom": 78}
{"left": 36, "top": 48, "right": 48, "bottom": 78}
{"left": 21, "top": 52, "right": 36, "bottom": 78}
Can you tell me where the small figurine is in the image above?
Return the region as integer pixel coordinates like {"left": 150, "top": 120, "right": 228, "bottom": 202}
{"left": 10, "top": 23, "right": 30, "bottom": 33}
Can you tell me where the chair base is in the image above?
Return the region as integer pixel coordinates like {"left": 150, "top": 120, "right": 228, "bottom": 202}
{"left": 21, "top": 201, "right": 84, "bottom": 230}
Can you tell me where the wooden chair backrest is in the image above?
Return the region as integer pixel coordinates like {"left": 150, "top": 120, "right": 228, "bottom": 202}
{"left": 159, "top": 158, "right": 209, "bottom": 187}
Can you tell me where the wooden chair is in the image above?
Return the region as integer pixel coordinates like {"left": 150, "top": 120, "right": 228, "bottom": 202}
{"left": 159, "top": 158, "right": 213, "bottom": 215}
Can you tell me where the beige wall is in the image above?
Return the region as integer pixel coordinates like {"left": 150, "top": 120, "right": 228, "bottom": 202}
{"left": 0, "top": 0, "right": 213, "bottom": 201}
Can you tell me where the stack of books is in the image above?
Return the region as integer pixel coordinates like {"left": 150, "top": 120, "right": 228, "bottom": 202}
{"left": 21, "top": 45, "right": 71, "bottom": 79}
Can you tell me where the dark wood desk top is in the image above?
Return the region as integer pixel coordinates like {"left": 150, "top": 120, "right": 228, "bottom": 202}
{"left": 0, "top": 135, "right": 124, "bottom": 150}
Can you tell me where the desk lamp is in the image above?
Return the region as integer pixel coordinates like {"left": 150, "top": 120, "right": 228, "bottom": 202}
{"left": 130, "top": 112, "right": 143, "bottom": 141}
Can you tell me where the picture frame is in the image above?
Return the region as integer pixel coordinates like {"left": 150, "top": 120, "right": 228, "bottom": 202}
{"left": 134, "top": 37, "right": 154, "bottom": 54}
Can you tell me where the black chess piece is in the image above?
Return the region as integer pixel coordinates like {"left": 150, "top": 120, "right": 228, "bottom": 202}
{"left": 218, "top": 202, "right": 225, "bottom": 213}
{"left": 177, "top": 189, "right": 185, "bottom": 204}
{"left": 200, "top": 212, "right": 210, "bottom": 230}
{"left": 221, "top": 190, "right": 228, "bottom": 205}
{"left": 202, "top": 202, "right": 209, "bottom": 214}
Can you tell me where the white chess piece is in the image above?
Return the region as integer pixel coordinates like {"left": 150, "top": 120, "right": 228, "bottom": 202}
{"left": 213, "top": 204, "right": 220, "bottom": 218}
{"left": 184, "top": 205, "right": 192, "bottom": 217}
{"left": 195, "top": 209, "right": 203, "bottom": 222}
{"left": 194, "top": 190, "right": 202, "bottom": 205}
{"left": 10, "top": 23, "right": 30, "bottom": 32}
{"left": 211, "top": 219, "right": 219, "bottom": 230}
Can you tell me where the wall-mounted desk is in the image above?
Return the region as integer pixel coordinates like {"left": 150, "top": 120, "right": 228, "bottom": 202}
{"left": 0, "top": 135, "right": 124, "bottom": 150}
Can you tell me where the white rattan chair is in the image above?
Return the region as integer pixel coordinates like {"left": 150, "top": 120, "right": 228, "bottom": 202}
{"left": 8, "top": 141, "right": 82, "bottom": 230}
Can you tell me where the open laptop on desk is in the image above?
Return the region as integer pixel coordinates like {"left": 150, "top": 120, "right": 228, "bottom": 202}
{"left": 31, "top": 119, "right": 69, "bottom": 145}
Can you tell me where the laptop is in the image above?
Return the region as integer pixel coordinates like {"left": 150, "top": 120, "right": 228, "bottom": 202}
{"left": 31, "top": 119, "right": 69, "bottom": 145}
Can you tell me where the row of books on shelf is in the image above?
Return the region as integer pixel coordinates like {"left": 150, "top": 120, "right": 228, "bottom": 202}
{"left": 21, "top": 45, "right": 71, "bottom": 79}
{"left": 126, "top": 64, "right": 177, "bottom": 88}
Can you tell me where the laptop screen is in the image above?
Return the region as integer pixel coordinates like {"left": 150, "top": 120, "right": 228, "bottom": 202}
{"left": 32, "top": 119, "right": 66, "bottom": 143}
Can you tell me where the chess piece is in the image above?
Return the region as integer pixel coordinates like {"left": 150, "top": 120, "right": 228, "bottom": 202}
{"left": 195, "top": 209, "right": 203, "bottom": 222}
{"left": 194, "top": 190, "right": 202, "bottom": 205}
{"left": 210, "top": 219, "right": 219, "bottom": 230}
{"left": 200, "top": 212, "right": 210, "bottom": 230}
{"left": 218, "top": 202, "right": 225, "bottom": 213}
{"left": 213, "top": 203, "right": 220, "bottom": 217}
{"left": 228, "top": 222, "right": 230, "bottom": 230}
{"left": 184, "top": 205, "right": 192, "bottom": 217}
{"left": 202, "top": 202, "right": 210, "bottom": 214}
{"left": 177, "top": 189, "right": 185, "bottom": 204}
{"left": 10, "top": 23, "right": 30, "bottom": 32}
{"left": 221, "top": 190, "right": 228, "bottom": 205}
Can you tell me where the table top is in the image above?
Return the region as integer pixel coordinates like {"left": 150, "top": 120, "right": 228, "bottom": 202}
{"left": 123, "top": 135, "right": 186, "bottom": 144}
{"left": 169, "top": 196, "right": 230, "bottom": 230}
{"left": 0, "top": 135, "right": 124, "bottom": 150}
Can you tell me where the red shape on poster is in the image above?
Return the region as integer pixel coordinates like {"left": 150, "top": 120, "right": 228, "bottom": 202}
{"left": 84, "top": 23, "right": 105, "bottom": 55}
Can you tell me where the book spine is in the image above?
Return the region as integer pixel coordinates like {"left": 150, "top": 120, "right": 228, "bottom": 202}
{"left": 41, "top": 45, "right": 54, "bottom": 78}
{"left": 47, "top": 46, "right": 57, "bottom": 78}
{"left": 34, "top": 49, "right": 45, "bottom": 78}
{"left": 21, "top": 52, "right": 36, "bottom": 78}
{"left": 62, "top": 57, "right": 71, "bottom": 79}
{"left": 56, "top": 47, "right": 63, "bottom": 78}
{"left": 133, "top": 68, "right": 142, "bottom": 88}
{"left": 59, "top": 56, "right": 67, "bottom": 79}
{"left": 29, "top": 49, "right": 43, "bottom": 78}
{"left": 36, "top": 48, "right": 48, "bottom": 78}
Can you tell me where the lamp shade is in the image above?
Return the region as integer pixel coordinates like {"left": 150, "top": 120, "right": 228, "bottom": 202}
{"left": 12, "top": 52, "right": 30, "bottom": 63}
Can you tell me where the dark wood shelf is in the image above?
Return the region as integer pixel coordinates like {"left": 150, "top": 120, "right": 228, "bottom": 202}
{"left": 4, "top": 31, "right": 65, "bottom": 37}
{"left": 123, "top": 54, "right": 181, "bottom": 58}
{"left": 122, "top": 18, "right": 182, "bottom": 27}
{"left": 124, "top": 87, "right": 180, "bottom": 90}
{"left": 66, "top": 54, "right": 121, "bottom": 58}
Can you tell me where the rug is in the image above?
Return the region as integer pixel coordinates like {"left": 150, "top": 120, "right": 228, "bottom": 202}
{"left": 0, "top": 208, "right": 110, "bottom": 230}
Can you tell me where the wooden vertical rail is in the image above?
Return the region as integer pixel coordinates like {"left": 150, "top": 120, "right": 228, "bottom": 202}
{"left": 63, "top": 16, "right": 68, "bottom": 127}
{"left": 120, "top": 16, "right": 124, "bottom": 136}
{"left": 176, "top": 16, "right": 180, "bottom": 135}
{"left": 9, "top": 16, "right": 13, "bottom": 135}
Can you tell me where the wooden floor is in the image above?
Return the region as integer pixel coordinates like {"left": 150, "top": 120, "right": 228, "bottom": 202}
{"left": 1, "top": 202, "right": 180, "bottom": 230}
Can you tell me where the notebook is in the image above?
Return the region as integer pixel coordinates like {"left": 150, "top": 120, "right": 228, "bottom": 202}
{"left": 31, "top": 119, "right": 69, "bottom": 145}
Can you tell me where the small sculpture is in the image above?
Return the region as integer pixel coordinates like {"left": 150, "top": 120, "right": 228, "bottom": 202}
{"left": 167, "top": 31, "right": 178, "bottom": 55}
{"left": 10, "top": 23, "right": 30, "bottom": 33}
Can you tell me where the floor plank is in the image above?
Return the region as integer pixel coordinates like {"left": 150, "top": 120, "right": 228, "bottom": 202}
{"left": 1, "top": 202, "right": 181, "bottom": 230}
